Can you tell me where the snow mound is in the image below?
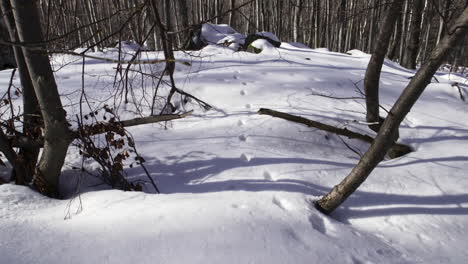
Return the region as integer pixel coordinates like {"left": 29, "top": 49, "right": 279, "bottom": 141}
{"left": 314, "top": 48, "right": 330, "bottom": 52}
{"left": 286, "top": 42, "right": 310, "bottom": 49}
{"left": 256, "top": 32, "right": 280, "bottom": 42}
{"left": 250, "top": 39, "right": 275, "bottom": 53}
{"left": 201, "top": 23, "right": 246, "bottom": 45}
{"left": 346, "top": 49, "right": 369, "bottom": 57}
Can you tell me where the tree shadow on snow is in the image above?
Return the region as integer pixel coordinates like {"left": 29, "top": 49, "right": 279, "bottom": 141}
{"left": 138, "top": 151, "right": 468, "bottom": 221}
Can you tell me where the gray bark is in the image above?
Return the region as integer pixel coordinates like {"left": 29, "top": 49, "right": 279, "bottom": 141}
{"left": 364, "top": 0, "right": 404, "bottom": 132}
{"left": 402, "top": 0, "right": 424, "bottom": 69}
{"left": 316, "top": 6, "right": 468, "bottom": 214}
{"left": 0, "top": 0, "right": 41, "bottom": 185}
{"left": 10, "top": 0, "right": 72, "bottom": 197}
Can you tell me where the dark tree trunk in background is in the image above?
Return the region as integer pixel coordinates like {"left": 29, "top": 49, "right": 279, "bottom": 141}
{"left": 10, "top": 0, "right": 72, "bottom": 197}
{"left": 176, "top": 0, "right": 190, "bottom": 47}
{"left": 316, "top": 7, "right": 468, "bottom": 215}
{"left": 364, "top": 0, "right": 404, "bottom": 133}
{"left": 402, "top": 0, "right": 424, "bottom": 69}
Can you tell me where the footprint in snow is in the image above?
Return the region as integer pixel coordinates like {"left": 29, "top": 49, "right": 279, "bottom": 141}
{"left": 240, "top": 153, "right": 252, "bottom": 162}
{"left": 241, "top": 82, "right": 247, "bottom": 86}
{"left": 231, "top": 203, "right": 248, "bottom": 209}
{"left": 263, "top": 171, "right": 274, "bottom": 181}
{"left": 233, "top": 75, "right": 239, "bottom": 80}
{"left": 272, "top": 196, "right": 295, "bottom": 211}
{"left": 308, "top": 212, "right": 337, "bottom": 237}
{"left": 240, "top": 90, "right": 247, "bottom": 96}
{"left": 238, "top": 134, "right": 248, "bottom": 142}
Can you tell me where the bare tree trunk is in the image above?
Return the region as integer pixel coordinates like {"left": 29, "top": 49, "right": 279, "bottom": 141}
{"left": 364, "top": 0, "right": 404, "bottom": 133}
{"left": 315, "top": 7, "right": 468, "bottom": 215}
{"left": 0, "top": 0, "right": 42, "bottom": 185}
{"left": 10, "top": 0, "right": 72, "bottom": 197}
{"left": 293, "top": 0, "right": 302, "bottom": 42}
{"left": 402, "top": 0, "right": 424, "bottom": 69}
{"left": 387, "top": 9, "right": 402, "bottom": 60}
{"left": 229, "top": 0, "right": 236, "bottom": 26}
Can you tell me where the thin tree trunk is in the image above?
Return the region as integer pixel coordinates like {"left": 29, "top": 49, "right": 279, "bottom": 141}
{"left": 316, "top": 7, "right": 468, "bottom": 214}
{"left": 364, "top": 0, "right": 404, "bottom": 132}
{"left": 0, "top": 0, "right": 42, "bottom": 185}
{"left": 10, "top": 0, "right": 72, "bottom": 197}
{"left": 402, "top": 0, "right": 424, "bottom": 69}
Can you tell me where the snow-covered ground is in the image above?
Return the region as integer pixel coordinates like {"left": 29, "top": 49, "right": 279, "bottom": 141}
{"left": 1, "top": 40, "right": 468, "bottom": 263}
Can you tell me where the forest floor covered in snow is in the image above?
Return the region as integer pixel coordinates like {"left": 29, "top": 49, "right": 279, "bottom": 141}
{"left": 1, "top": 38, "right": 468, "bottom": 263}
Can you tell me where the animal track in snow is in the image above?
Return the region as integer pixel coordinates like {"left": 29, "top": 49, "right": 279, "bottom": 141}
{"left": 241, "top": 82, "right": 247, "bottom": 86}
{"left": 308, "top": 213, "right": 338, "bottom": 237}
{"left": 240, "top": 153, "right": 252, "bottom": 162}
{"left": 272, "top": 196, "right": 295, "bottom": 211}
{"left": 233, "top": 75, "right": 239, "bottom": 80}
{"left": 231, "top": 203, "right": 248, "bottom": 209}
{"left": 237, "top": 120, "right": 246, "bottom": 126}
{"left": 238, "top": 134, "right": 247, "bottom": 142}
{"left": 240, "top": 90, "right": 247, "bottom": 95}
{"left": 263, "top": 171, "right": 274, "bottom": 181}
{"left": 308, "top": 213, "right": 327, "bottom": 235}
{"left": 245, "top": 104, "right": 252, "bottom": 109}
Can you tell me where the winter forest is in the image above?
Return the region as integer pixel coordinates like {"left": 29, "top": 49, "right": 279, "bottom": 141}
{"left": 0, "top": 0, "right": 468, "bottom": 263}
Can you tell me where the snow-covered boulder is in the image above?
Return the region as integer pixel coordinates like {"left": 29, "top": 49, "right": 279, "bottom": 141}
{"left": 202, "top": 23, "right": 246, "bottom": 46}
{"left": 255, "top": 32, "right": 280, "bottom": 42}
{"left": 248, "top": 39, "right": 275, "bottom": 54}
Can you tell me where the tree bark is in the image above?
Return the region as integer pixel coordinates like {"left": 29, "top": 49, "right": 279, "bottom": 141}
{"left": 0, "top": 0, "right": 41, "bottom": 185}
{"left": 316, "top": 6, "right": 468, "bottom": 215}
{"left": 10, "top": 0, "right": 72, "bottom": 197}
{"left": 402, "top": 0, "right": 424, "bottom": 69}
{"left": 258, "top": 108, "right": 412, "bottom": 159}
{"left": 364, "top": 0, "right": 404, "bottom": 133}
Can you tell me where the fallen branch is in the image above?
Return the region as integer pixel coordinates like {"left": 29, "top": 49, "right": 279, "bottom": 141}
{"left": 258, "top": 108, "right": 412, "bottom": 159}
{"left": 117, "top": 110, "right": 193, "bottom": 128}
{"left": 12, "top": 110, "right": 193, "bottom": 149}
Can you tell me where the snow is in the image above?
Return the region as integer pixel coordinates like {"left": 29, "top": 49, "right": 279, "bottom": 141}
{"left": 201, "top": 23, "right": 246, "bottom": 46}
{"left": 256, "top": 31, "right": 280, "bottom": 42}
{"left": 1, "top": 39, "right": 468, "bottom": 263}
{"left": 250, "top": 39, "right": 275, "bottom": 53}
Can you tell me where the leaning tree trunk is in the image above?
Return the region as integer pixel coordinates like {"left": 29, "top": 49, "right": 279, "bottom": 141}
{"left": 364, "top": 0, "right": 404, "bottom": 133}
{"left": 10, "top": 0, "right": 72, "bottom": 197}
{"left": 0, "top": 0, "right": 42, "bottom": 185}
{"left": 316, "top": 7, "right": 468, "bottom": 214}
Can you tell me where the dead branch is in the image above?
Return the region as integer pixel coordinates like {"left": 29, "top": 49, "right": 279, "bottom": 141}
{"left": 258, "top": 108, "right": 412, "bottom": 159}
{"left": 11, "top": 110, "right": 193, "bottom": 149}
{"left": 117, "top": 110, "right": 193, "bottom": 128}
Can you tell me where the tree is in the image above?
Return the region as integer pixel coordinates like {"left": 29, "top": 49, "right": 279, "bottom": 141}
{"left": 364, "top": 0, "right": 404, "bottom": 133}
{"left": 315, "top": 6, "right": 468, "bottom": 214}
{"left": 0, "top": 0, "right": 195, "bottom": 197}
{"left": 401, "top": 0, "right": 424, "bottom": 69}
{"left": 0, "top": 0, "right": 42, "bottom": 185}
{"left": 5, "top": 0, "right": 71, "bottom": 197}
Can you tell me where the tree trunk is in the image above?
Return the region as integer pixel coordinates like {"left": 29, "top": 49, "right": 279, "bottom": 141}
{"left": 402, "top": 0, "right": 424, "bottom": 69}
{"left": 0, "top": 0, "right": 42, "bottom": 185}
{"left": 10, "top": 0, "right": 72, "bottom": 197}
{"left": 293, "top": 0, "right": 302, "bottom": 42}
{"left": 364, "top": 0, "right": 404, "bottom": 133}
{"left": 316, "top": 6, "right": 468, "bottom": 215}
